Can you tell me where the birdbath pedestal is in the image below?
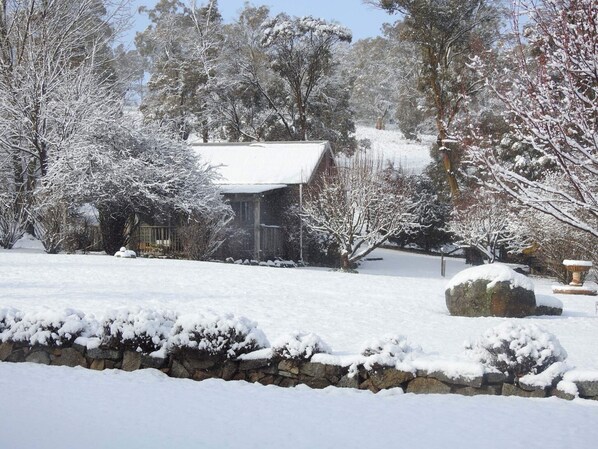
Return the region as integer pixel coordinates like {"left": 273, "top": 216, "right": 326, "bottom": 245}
{"left": 564, "top": 260, "right": 592, "bottom": 286}
{"left": 552, "top": 260, "right": 597, "bottom": 296}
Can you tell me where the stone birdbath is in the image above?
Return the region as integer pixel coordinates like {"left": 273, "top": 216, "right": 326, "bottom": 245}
{"left": 552, "top": 260, "right": 597, "bottom": 296}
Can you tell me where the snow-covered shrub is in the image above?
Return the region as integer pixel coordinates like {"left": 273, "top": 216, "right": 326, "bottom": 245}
{"left": 168, "top": 313, "right": 269, "bottom": 359}
{"left": 32, "top": 202, "right": 69, "bottom": 254}
{"left": 359, "top": 335, "right": 422, "bottom": 369}
{"left": 0, "top": 308, "right": 23, "bottom": 337}
{"left": 0, "top": 308, "right": 89, "bottom": 347}
{"left": 101, "top": 308, "right": 177, "bottom": 353}
{"left": 465, "top": 322, "right": 567, "bottom": 378}
{"left": 0, "top": 194, "right": 27, "bottom": 249}
{"left": 271, "top": 332, "right": 331, "bottom": 360}
{"left": 177, "top": 211, "right": 234, "bottom": 261}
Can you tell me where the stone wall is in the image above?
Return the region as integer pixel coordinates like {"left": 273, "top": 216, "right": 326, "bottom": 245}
{"left": 1, "top": 340, "right": 597, "bottom": 401}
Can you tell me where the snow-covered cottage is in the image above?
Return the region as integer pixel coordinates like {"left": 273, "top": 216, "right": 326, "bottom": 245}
{"left": 192, "top": 141, "right": 334, "bottom": 261}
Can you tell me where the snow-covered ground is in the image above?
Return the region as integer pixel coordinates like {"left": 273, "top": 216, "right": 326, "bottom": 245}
{"left": 2, "top": 248, "right": 598, "bottom": 448}
{"left": 355, "top": 125, "right": 433, "bottom": 174}
{"left": 2, "top": 248, "right": 596, "bottom": 370}
{"left": 1, "top": 362, "right": 597, "bottom": 449}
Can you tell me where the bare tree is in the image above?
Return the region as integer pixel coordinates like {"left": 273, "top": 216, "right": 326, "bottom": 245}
{"left": 447, "top": 190, "right": 530, "bottom": 263}
{"left": 302, "top": 155, "right": 420, "bottom": 270}
{"left": 468, "top": 0, "right": 598, "bottom": 239}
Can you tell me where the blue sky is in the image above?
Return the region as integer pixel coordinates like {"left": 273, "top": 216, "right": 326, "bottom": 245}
{"left": 122, "top": 0, "right": 398, "bottom": 47}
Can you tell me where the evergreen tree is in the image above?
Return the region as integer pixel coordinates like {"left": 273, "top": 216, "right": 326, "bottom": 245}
{"left": 136, "top": 0, "right": 223, "bottom": 140}
{"left": 369, "top": 0, "right": 503, "bottom": 197}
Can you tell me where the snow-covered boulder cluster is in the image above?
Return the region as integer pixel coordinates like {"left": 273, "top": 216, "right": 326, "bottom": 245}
{"left": 445, "top": 264, "right": 537, "bottom": 317}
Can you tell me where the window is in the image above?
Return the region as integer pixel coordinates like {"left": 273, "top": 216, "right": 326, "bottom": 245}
{"left": 232, "top": 201, "right": 254, "bottom": 225}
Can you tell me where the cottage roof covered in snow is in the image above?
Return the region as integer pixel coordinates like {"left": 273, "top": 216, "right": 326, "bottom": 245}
{"left": 192, "top": 141, "right": 332, "bottom": 194}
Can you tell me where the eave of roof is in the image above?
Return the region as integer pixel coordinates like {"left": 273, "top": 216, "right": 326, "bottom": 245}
{"left": 218, "top": 184, "right": 287, "bottom": 194}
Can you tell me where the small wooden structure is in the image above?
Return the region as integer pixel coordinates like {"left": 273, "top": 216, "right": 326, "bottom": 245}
{"left": 192, "top": 141, "right": 334, "bottom": 261}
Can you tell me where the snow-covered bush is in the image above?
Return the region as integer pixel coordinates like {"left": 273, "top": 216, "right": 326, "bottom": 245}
{"left": 0, "top": 308, "right": 89, "bottom": 347}
{"left": 359, "top": 335, "right": 422, "bottom": 369}
{"left": 0, "top": 194, "right": 27, "bottom": 249}
{"left": 168, "top": 313, "right": 269, "bottom": 359}
{"left": 100, "top": 308, "right": 177, "bottom": 353}
{"left": 465, "top": 322, "right": 567, "bottom": 378}
{"left": 271, "top": 332, "right": 331, "bottom": 360}
{"left": 0, "top": 308, "right": 22, "bottom": 336}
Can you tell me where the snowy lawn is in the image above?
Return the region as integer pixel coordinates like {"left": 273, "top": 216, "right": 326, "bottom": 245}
{"left": 2, "top": 248, "right": 598, "bottom": 448}
{"left": 1, "top": 248, "right": 597, "bottom": 370}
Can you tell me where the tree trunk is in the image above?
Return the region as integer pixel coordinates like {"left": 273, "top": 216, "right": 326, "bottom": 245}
{"left": 340, "top": 251, "right": 351, "bottom": 270}
{"left": 436, "top": 131, "right": 460, "bottom": 199}
{"left": 98, "top": 207, "right": 130, "bottom": 255}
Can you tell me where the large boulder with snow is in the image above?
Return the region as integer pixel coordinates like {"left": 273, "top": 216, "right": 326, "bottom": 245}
{"left": 445, "top": 264, "right": 536, "bottom": 317}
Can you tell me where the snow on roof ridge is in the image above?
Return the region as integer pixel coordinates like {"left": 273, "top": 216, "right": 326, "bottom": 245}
{"left": 191, "top": 140, "right": 329, "bottom": 146}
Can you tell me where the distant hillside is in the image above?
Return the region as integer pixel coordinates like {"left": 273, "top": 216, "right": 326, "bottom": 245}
{"left": 355, "top": 126, "right": 433, "bottom": 174}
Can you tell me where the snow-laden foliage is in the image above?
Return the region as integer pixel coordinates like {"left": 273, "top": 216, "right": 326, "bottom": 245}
{"left": 137, "top": 0, "right": 222, "bottom": 140}
{"left": 0, "top": 308, "right": 21, "bottom": 335}
{"left": 261, "top": 15, "right": 351, "bottom": 47}
{"left": 41, "top": 114, "right": 232, "bottom": 254}
{"left": 392, "top": 174, "right": 452, "bottom": 251}
{"left": 467, "top": 0, "right": 598, "bottom": 238}
{"left": 373, "top": 0, "right": 503, "bottom": 196}
{"left": 507, "top": 210, "right": 598, "bottom": 283}
{"left": 0, "top": 1, "right": 129, "bottom": 252}
{"left": 259, "top": 14, "right": 353, "bottom": 147}
{"left": 0, "top": 0, "right": 230, "bottom": 256}
{"left": 465, "top": 322, "right": 567, "bottom": 378}
{"left": 344, "top": 22, "right": 424, "bottom": 135}
{"left": 168, "top": 312, "right": 269, "bottom": 359}
{"left": 447, "top": 190, "right": 532, "bottom": 262}
{"left": 359, "top": 335, "right": 423, "bottom": 370}
{"left": 302, "top": 155, "right": 421, "bottom": 269}
{"left": 0, "top": 308, "right": 90, "bottom": 347}
{"left": 271, "top": 332, "right": 331, "bottom": 360}
{"left": 1, "top": 307, "right": 269, "bottom": 358}
{"left": 220, "top": 11, "right": 355, "bottom": 151}
{"left": 100, "top": 308, "right": 177, "bottom": 353}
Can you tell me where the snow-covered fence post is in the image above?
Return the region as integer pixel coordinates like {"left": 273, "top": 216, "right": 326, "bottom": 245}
{"left": 441, "top": 251, "right": 446, "bottom": 277}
